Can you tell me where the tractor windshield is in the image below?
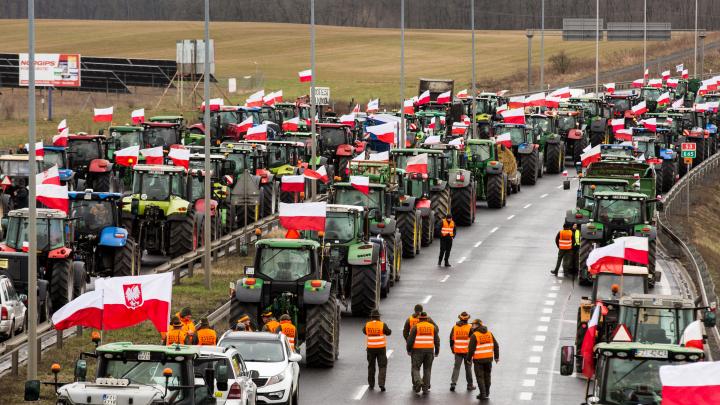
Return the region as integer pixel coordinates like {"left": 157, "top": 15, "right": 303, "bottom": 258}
{"left": 259, "top": 247, "right": 312, "bottom": 281}
{"left": 100, "top": 358, "right": 185, "bottom": 392}
{"left": 68, "top": 140, "right": 103, "bottom": 165}
{"left": 334, "top": 188, "right": 380, "bottom": 210}
{"left": 188, "top": 175, "right": 205, "bottom": 202}
{"left": 495, "top": 126, "right": 526, "bottom": 145}
{"left": 134, "top": 172, "right": 184, "bottom": 200}
{"left": 226, "top": 154, "right": 251, "bottom": 174}
{"left": 474, "top": 99, "right": 494, "bottom": 115}
{"left": 218, "top": 111, "right": 239, "bottom": 125}
{"left": 602, "top": 358, "right": 667, "bottom": 404}
{"left": 240, "top": 111, "right": 262, "bottom": 125}
{"left": 320, "top": 127, "right": 349, "bottom": 149}
{"left": 278, "top": 106, "right": 296, "bottom": 121}
{"left": 5, "top": 217, "right": 64, "bottom": 251}
{"left": 268, "top": 146, "right": 289, "bottom": 167}
{"left": 611, "top": 98, "right": 631, "bottom": 112}
{"left": 188, "top": 159, "right": 221, "bottom": 177}
{"left": 595, "top": 274, "right": 646, "bottom": 301}
{"left": 468, "top": 143, "right": 492, "bottom": 162}
{"left": 145, "top": 127, "right": 178, "bottom": 148}
{"left": 596, "top": 199, "right": 644, "bottom": 225}
{"left": 581, "top": 184, "right": 627, "bottom": 210}
{"left": 323, "top": 212, "right": 355, "bottom": 242}
{"left": 527, "top": 116, "right": 551, "bottom": 132}
{"left": 642, "top": 88, "right": 662, "bottom": 102}
{"left": 557, "top": 116, "right": 577, "bottom": 131}
{"left": 70, "top": 200, "right": 115, "bottom": 234}
{"left": 113, "top": 131, "right": 142, "bottom": 151}
{"left": 43, "top": 150, "right": 67, "bottom": 169}
{"left": 619, "top": 307, "right": 695, "bottom": 344}
{"left": 580, "top": 101, "right": 600, "bottom": 116}
{"left": 635, "top": 141, "right": 656, "bottom": 158}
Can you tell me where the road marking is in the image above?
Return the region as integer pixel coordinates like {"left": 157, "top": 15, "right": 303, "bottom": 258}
{"left": 540, "top": 193, "right": 549, "bottom": 198}
{"left": 440, "top": 275, "right": 450, "bottom": 283}
{"left": 387, "top": 349, "right": 394, "bottom": 358}
{"left": 526, "top": 367, "right": 539, "bottom": 375}
{"left": 520, "top": 392, "right": 534, "bottom": 401}
{"left": 539, "top": 316, "right": 551, "bottom": 323}
{"left": 524, "top": 203, "right": 532, "bottom": 209}
{"left": 547, "top": 292, "right": 557, "bottom": 298}
{"left": 542, "top": 308, "right": 553, "bottom": 314}
{"left": 528, "top": 356, "right": 541, "bottom": 363}
{"left": 522, "top": 379, "right": 536, "bottom": 387}
{"left": 531, "top": 345, "right": 544, "bottom": 352}
{"left": 490, "top": 227, "right": 499, "bottom": 233}
{"left": 557, "top": 279, "right": 564, "bottom": 284}
{"left": 544, "top": 300, "right": 556, "bottom": 306}
{"left": 534, "top": 335, "right": 546, "bottom": 342}
{"left": 458, "top": 256, "right": 467, "bottom": 263}
{"left": 507, "top": 214, "right": 515, "bottom": 220}
{"left": 474, "top": 241, "right": 483, "bottom": 247}
{"left": 537, "top": 325, "right": 548, "bottom": 332}
{"left": 353, "top": 385, "right": 369, "bottom": 400}
{"left": 550, "top": 286, "right": 560, "bottom": 291}
{"left": 556, "top": 184, "right": 563, "bottom": 189}
{"left": 422, "top": 295, "right": 432, "bottom": 304}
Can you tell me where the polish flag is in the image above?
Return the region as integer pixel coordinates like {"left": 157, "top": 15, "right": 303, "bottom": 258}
{"left": 657, "top": 92, "right": 671, "bottom": 106}
{"left": 580, "top": 144, "right": 602, "bottom": 167}
{"left": 405, "top": 153, "right": 428, "bottom": 174}
{"left": 350, "top": 175, "right": 370, "bottom": 195}
{"left": 644, "top": 68, "right": 649, "bottom": 79}
{"left": 615, "top": 128, "right": 633, "bottom": 141}
{"left": 451, "top": 122, "right": 468, "bottom": 135}
{"left": 682, "top": 69, "right": 689, "bottom": 79}
{"left": 641, "top": 118, "right": 657, "bottom": 132}
{"left": 495, "top": 133, "right": 512, "bottom": 148}
{"left": 168, "top": 147, "right": 190, "bottom": 169}
{"left": 660, "top": 362, "right": 720, "bottom": 405}
{"left": 417, "top": 90, "right": 431, "bottom": 105}
{"left": 97, "top": 273, "right": 173, "bottom": 333}
{"left": 549, "top": 87, "right": 571, "bottom": 98}
{"left": 25, "top": 141, "right": 44, "bottom": 157}
{"left": 352, "top": 104, "right": 361, "bottom": 113}
{"left": 586, "top": 236, "right": 649, "bottom": 274}
{"left": 273, "top": 90, "right": 284, "bottom": 103}
{"left": 53, "top": 127, "right": 69, "bottom": 147}
{"left": 611, "top": 118, "right": 625, "bottom": 132}
{"left": 238, "top": 116, "right": 254, "bottom": 133}
{"left": 508, "top": 96, "right": 525, "bottom": 109}
{"left": 679, "top": 320, "right": 705, "bottom": 350}
{"left": 708, "top": 101, "right": 720, "bottom": 113}
{"left": 279, "top": 202, "right": 326, "bottom": 231}
{"left": 525, "top": 92, "right": 546, "bottom": 107}
{"left": 545, "top": 96, "right": 561, "bottom": 108}
{"left": 427, "top": 117, "right": 436, "bottom": 130}
{"left": 631, "top": 79, "right": 644, "bottom": 88}
{"left": 36, "top": 166, "right": 68, "bottom": 213}
{"left": 496, "top": 90, "right": 509, "bottom": 97}
{"left": 303, "top": 166, "right": 329, "bottom": 183}
{"left": 703, "top": 78, "right": 718, "bottom": 91}
{"left": 93, "top": 106, "right": 114, "bottom": 122}
{"left": 672, "top": 98, "right": 684, "bottom": 109}
{"left": 298, "top": 69, "right": 312, "bottom": 82}
{"left": 246, "top": 90, "right": 264, "bottom": 108}
{"left": 662, "top": 70, "right": 671, "bottom": 81}
{"left": 280, "top": 175, "right": 305, "bottom": 193}
{"left": 698, "top": 85, "right": 709, "bottom": 96}
{"left": 604, "top": 83, "right": 616, "bottom": 94}
{"left": 581, "top": 305, "right": 601, "bottom": 378}
{"left": 366, "top": 122, "right": 396, "bottom": 144}
{"left": 340, "top": 113, "right": 356, "bottom": 127}
{"left": 462, "top": 115, "right": 471, "bottom": 125}
{"left": 140, "top": 146, "right": 164, "bottom": 165}
{"left": 403, "top": 99, "right": 415, "bottom": 115}
{"left": 282, "top": 116, "right": 300, "bottom": 132}
{"left": 114, "top": 145, "right": 140, "bottom": 167}
{"left": 246, "top": 124, "right": 268, "bottom": 141}
{"left": 263, "top": 92, "right": 277, "bottom": 106}
{"left": 131, "top": 108, "right": 145, "bottom": 124}
{"left": 500, "top": 108, "right": 525, "bottom": 125}
{"left": 37, "top": 165, "right": 61, "bottom": 185}
{"left": 456, "top": 89, "right": 468, "bottom": 99}
{"left": 632, "top": 101, "right": 648, "bottom": 116}
{"left": 667, "top": 78, "right": 679, "bottom": 88}
{"left": 422, "top": 135, "right": 441, "bottom": 145}
{"left": 694, "top": 102, "right": 708, "bottom": 112}
{"left": 437, "top": 90, "right": 452, "bottom": 104}
{"left": 648, "top": 78, "right": 663, "bottom": 88}
{"left": 57, "top": 119, "right": 67, "bottom": 133}
{"left": 51, "top": 289, "right": 103, "bottom": 330}
{"left": 496, "top": 104, "right": 508, "bottom": 114}
{"left": 367, "top": 99, "right": 379, "bottom": 113}
{"left": 201, "top": 98, "right": 224, "bottom": 111}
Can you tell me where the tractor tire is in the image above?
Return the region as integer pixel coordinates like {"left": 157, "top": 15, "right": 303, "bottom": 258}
{"left": 49, "top": 259, "right": 73, "bottom": 312}
{"left": 91, "top": 173, "right": 111, "bottom": 192}
{"left": 168, "top": 214, "right": 197, "bottom": 258}
{"left": 545, "top": 143, "right": 564, "bottom": 174}
{"left": 351, "top": 264, "right": 379, "bottom": 317}
{"left": 578, "top": 240, "right": 593, "bottom": 286}
{"left": 649, "top": 239, "right": 657, "bottom": 289}
{"left": 421, "top": 214, "right": 433, "bottom": 247}
{"left": 660, "top": 160, "right": 676, "bottom": 193}
{"left": 114, "top": 239, "right": 135, "bottom": 277}
{"left": 305, "top": 298, "right": 339, "bottom": 368}
{"left": 573, "top": 137, "right": 589, "bottom": 167}
{"left": 451, "top": 185, "right": 475, "bottom": 226}
{"left": 229, "top": 297, "right": 259, "bottom": 330}
{"left": 39, "top": 295, "right": 50, "bottom": 324}
{"left": 430, "top": 188, "right": 450, "bottom": 237}
{"left": 521, "top": 151, "right": 539, "bottom": 185}
{"left": 397, "top": 211, "right": 418, "bottom": 258}
{"left": 260, "top": 184, "right": 274, "bottom": 218}
{"left": 486, "top": 174, "right": 505, "bottom": 209}
{"left": 72, "top": 262, "right": 87, "bottom": 299}
{"left": 381, "top": 235, "right": 397, "bottom": 285}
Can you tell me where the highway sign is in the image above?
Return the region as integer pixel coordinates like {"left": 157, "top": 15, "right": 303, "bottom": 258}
{"left": 681, "top": 142, "right": 696, "bottom": 151}
{"left": 313, "top": 87, "right": 331, "bottom": 105}
{"left": 684, "top": 157, "right": 693, "bottom": 165}
{"left": 681, "top": 150, "right": 696, "bottom": 158}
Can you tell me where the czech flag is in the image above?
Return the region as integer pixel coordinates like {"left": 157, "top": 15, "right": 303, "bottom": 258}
{"left": 366, "top": 122, "right": 396, "bottom": 144}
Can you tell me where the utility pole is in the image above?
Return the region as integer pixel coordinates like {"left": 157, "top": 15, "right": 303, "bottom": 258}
{"left": 643, "top": 0, "right": 647, "bottom": 81}
{"left": 27, "top": 0, "right": 39, "bottom": 380}
{"left": 694, "top": 0, "right": 699, "bottom": 78}
{"left": 700, "top": 31, "right": 706, "bottom": 78}
{"left": 471, "top": 0, "right": 477, "bottom": 140}
{"left": 539, "top": 0, "right": 544, "bottom": 91}
{"left": 595, "top": 0, "right": 600, "bottom": 94}
{"left": 203, "top": 0, "right": 211, "bottom": 289}
{"left": 400, "top": 0, "right": 405, "bottom": 148}
{"left": 310, "top": 0, "right": 317, "bottom": 198}
{"left": 526, "top": 30, "right": 533, "bottom": 92}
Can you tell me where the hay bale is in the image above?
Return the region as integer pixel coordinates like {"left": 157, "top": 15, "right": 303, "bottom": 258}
{"left": 496, "top": 144, "right": 518, "bottom": 175}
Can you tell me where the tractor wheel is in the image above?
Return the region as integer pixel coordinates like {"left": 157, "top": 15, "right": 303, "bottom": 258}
{"left": 430, "top": 188, "right": 450, "bottom": 237}
{"left": 573, "top": 137, "right": 588, "bottom": 167}
{"left": 168, "top": 214, "right": 197, "bottom": 258}
{"left": 39, "top": 295, "right": 50, "bottom": 324}
{"left": 545, "top": 143, "right": 564, "bottom": 174}
{"left": 486, "top": 174, "right": 505, "bottom": 209}
{"left": 305, "top": 297, "right": 339, "bottom": 368}
{"left": 381, "top": 234, "right": 398, "bottom": 285}
{"left": 114, "top": 239, "right": 135, "bottom": 277}
{"left": 521, "top": 151, "right": 539, "bottom": 185}
{"left": 451, "top": 186, "right": 474, "bottom": 226}
{"left": 421, "top": 214, "right": 433, "bottom": 247}
{"left": 660, "top": 160, "right": 676, "bottom": 193}
{"left": 229, "top": 296, "right": 259, "bottom": 330}
{"left": 72, "top": 262, "right": 87, "bottom": 299}
{"left": 91, "top": 173, "right": 111, "bottom": 192}
{"left": 578, "top": 240, "right": 593, "bottom": 286}
{"left": 397, "top": 211, "right": 417, "bottom": 258}
{"left": 49, "top": 259, "right": 73, "bottom": 312}
{"left": 351, "top": 264, "right": 379, "bottom": 317}
{"left": 649, "top": 239, "right": 657, "bottom": 289}
{"left": 259, "top": 183, "right": 274, "bottom": 218}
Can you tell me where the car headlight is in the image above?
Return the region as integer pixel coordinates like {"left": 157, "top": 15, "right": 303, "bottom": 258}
{"left": 266, "top": 371, "right": 286, "bottom": 386}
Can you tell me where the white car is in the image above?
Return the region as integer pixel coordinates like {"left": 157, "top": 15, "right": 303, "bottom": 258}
{"left": 0, "top": 275, "right": 26, "bottom": 339}
{"left": 219, "top": 331, "right": 301, "bottom": 405}
{"left": 196, "top": 346, "right": 258, "bottom": 405}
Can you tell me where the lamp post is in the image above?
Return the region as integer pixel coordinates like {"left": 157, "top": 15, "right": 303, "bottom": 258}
{"left": 700, "top": 31, "right": 706, "bottom": 78}
{"left": 539, "top": 0, "right": 544, "bottom": 91}
{"left": 471, "top": 0, "right": 477, "bottom": 140}
{"left": 310, "top": 0, "right": 317, "bottom": 197}
{"left": 526, "top": 30, "right": 534, "bottom": 92}
{"left": 202, "top": 0, "right": 211, "bottom": 289}
{"left": 643, "top": 0, "right": 647, "bottom": 80}
{"left": 595, "top": 0, "right": 600, "bottom": 94}
{"left": 694, "top": 0, "right": 698, "bottom": 78}
{"left": 400, "top": 0, "right": 405, "bottom": 148}
{"left": 27, "top": 0, "right": 39, "bottom": 380}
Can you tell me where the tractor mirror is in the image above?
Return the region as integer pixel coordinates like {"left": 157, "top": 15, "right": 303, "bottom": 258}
{"left": 703, "top": 310, "right": 717, "bottom": 328}
{"left": 203, "top": 367, "right": 216, "bottom": 395}
{"left": 24, "top": 380, "right": 41, "bottom": 401}
{"left": 559, "top": 346, "right": 575, "bottom": 376}
{"left": 215, "top": 364, "right": 229, "bottom": 392}
{"left": 74, "top": 359, "right": 88, "bottom": 382}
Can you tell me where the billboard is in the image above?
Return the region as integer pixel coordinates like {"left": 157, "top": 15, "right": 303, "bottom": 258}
{"left": 18, "top": 53, "right": 81, "bottom": 87}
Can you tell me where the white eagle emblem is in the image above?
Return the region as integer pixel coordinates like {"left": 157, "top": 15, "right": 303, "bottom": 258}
{"left": 123, "top": 283, "right": 143, "bottom": 309}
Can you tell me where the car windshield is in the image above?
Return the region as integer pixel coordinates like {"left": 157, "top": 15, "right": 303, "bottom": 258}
{"left": 71, "top": 200, "right": 114, "bottom": 233}
{"left": 220, "top": 339, "right": 285, "bottom": 363}
{"left": 68, "top": 140, "right": 102, "bottom": 165}
{"left": 468, "top": 143, "right": 492, "bottom": 161}
{"left": 134, "top": 172, "right": 183, "bottom": 200}
{"left": 603, "top": 358, "right": 668, "bottom": 404}
{"left": 557, "top": 116, "right": 577, "bottom": 131}
{"left": 320, "top": 127, "right": 348, "bottom": 148}
{"left": 259, "top": 247, "right": 311, "bottom": 281}
{"left": 5, "top": 217, "right": 64, "bottom": 251}
{"left": 334, "top": 188, "right": 380, "bottom": 210}
{"left": 102, "top": 359, "right": 184, "bottom": 388}
{"left": 43, "top": 150, "right": 66, "bottom": 169}
{"left": 619, "top": 307, "right": 695, "bottom": 344}
{"left": 323, "top": 212, "right": 355, "bottom": 242}
{"left": 596, "top": 199, "right": 644, "bottom": 225}
{"left": 643, "top": 88, "right": 662, "bottom": 102}
{"left": 145, "top": 127, "right": 178, "bottom": 148}
{"left": 114, "top": 131, "right": 142, "bottom": 151}
{"left": 527, "top": 116, "right": 551, "bottom": 132}
{"left": 612, "top": 98, "right": 631, "bottom": 112}
{"left": 495, "top": 126, "right": 526, "bottom": 145}
{"left": 595, "top": 274, "right": 646, "bottom": 301}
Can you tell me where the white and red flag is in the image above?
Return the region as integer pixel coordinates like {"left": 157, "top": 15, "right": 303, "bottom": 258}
{"left": 580, "top": 305, "right": 601, "bottom": 378}
{"left": 586, "top": 236, "right": 649, "bottom": 274}
{"left": 456, "top": 89, "right": 468, "bottom": 99}
{"left": 436, "top": 90, "right": 452, "bottom": 104}
{"left": 282, "top": 116, "right": 299, "bottom": 132}
{"left": 57, "top": 119, "right": 67, "bottom": 133}
{"left": 279, "top": 202, "right": 326, "bottom": 231}
{"left": 549, "top": 87, "right": 571, "bottom": 99}
{"left": 641, "top": 118, "right": 657, "bottom": 132}
{"left": 496, "top": 89, "right": 509, "bottom": 97}
{"left": 422, "top": 135, "right": 441, "bottom": 145}
{"left": 246, "top": 90, "right": 264, "bottom": 108}
{"left": 36, "top": 165, "right": 68, "bottom": 213}
{"left": 615, "top": 128, "right": 633, "bottom": 142}
{"left": 644, "top": 68, "right": 649, "bottom": 79}
{"left": 298, "top": 69, "right": 312, "bottom": 82}
{"left": 237, "top": 116, "right": 254, "bottom": 133}
{"left": 114, "top": 145, "right": 140, "bottom": 167}
{"left": 496, "top": 104, "right": 508, "bottom": 114}
{"left": 245, "top": 124, "right": 268, "bottom": 141}
{"left": 280, "top": 175, "right": 305, "bottom": 193}
{"left": 679, "top": 320, "right": 705, "bottom": 350}
{"left": 657, "top": 92, "right": 671, "bottom": 106}
{"left": 201, "top": 98, "right": 223, "bottom": 111}
{"left": 682, "top": 69, "right": 689, "bottom": 79}
{"left": 51, "top": 289, "right": 103, "bottom": 330}
{"left": 662, "top": 70, "right": 671, "bottom": 81}
{"left": 672, "top": 98, "right": 684, "bottom": 109}
{"left": 604, "top": 83, "right": 615, "bottom": 94}
{"left": 98, "top": 273, "right": 173, "bottom": 333}
{"left": 405, "top": 153, "right": 428, "bottom": 174}
{"left": 508, "top": 96, "right": 525, "bottom": 109}
{"left": 366, "top": 122, "right": 396, "bottom": 144}
{"left": 263, "top": 92, "right": 277, "bottom": 106}
{"left": 350, "top": 175, "right": 370, "bottom": 195}
{"left": 660, "top": 361, "right": 720, "bottom": 405}
{"left": 340, "top": 113, "right": 356, "bottom": 127}
{"left": 648, "top": 78, "right": 663, "bottom": 88}
{"left": 273, "top": 90, "right": 283, "bottom": 103}
{"left": 168, "top": 147, "right": 190, "bottom": 169}
{"left": 403, "top": 99, "right": 415, "bottom": 115}
{"left": 451, "top": 122, "right": 468, "bottom": 135}
{"left": 367, "top": 99, "right": 379, "bottom": 113}
{"left": 417, "top": 90, "right": 431, "bottom": 105}
{"left": 631, "top": 78, "right": 644, "bottom": 88}
{"left": 131, "top": 108, "right": 145, "bottom": 124}
{"left": 495, "top": 133, "right": 512, "bottom": 148}
{"left": 303, "top": 166, "right": 329, "bottom": 183}
{"left": 611, "top": 118, "right": 625, "bottom": 132}
{"left": 525, "top": 92, "right": 546, "bottom": 107}
{"left": 25, "top": 141, "right": 44, "bottom": 157}
{"left": 632, "top": 101, "right": 648, "bottom": 116}
{"left": 667, "top": 78, "right": 679, "bottom": 88}
{"left": 140, "top": 146, "right": 164, "bottom": 165}
{"left": 500, "top": 108, "right": 525, "bottom": 125}
{"left": 352, "top": 104, "right": 361, "bottom": 113}
{"left": 580, "top": 144, "right": 602, "bottom": 167}
{"left": 53, "top": 126, "right": 69, "bottom": 147}
{"left": 93, "top": 106, "right": 113, "bottom": 122}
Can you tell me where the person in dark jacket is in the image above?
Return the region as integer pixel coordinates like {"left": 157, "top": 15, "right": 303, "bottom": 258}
{"left": 362, "top": 309, "right": 392, "bottom": 391}
{"left": 406, "top": 312, "right": 440, "bottom": 394}
{"left": 465, "top": 320, "right": 499, "bottom": 400}
{"left": 449, "top": 311, "right": 475, "bottom": 391}
{"left": 403, "top": 304, "right": 437, "bottom": 341}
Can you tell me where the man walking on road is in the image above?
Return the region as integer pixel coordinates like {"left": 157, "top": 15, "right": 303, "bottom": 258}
{"left": 407, "top": 312, "right": 440, "bottom": 394}
{"left": 363, "top": 309, "right": 391, "bottom": 391}
{"left": 450, "top": 312, "right": 476, "bottom": 392}
{"left": 403, "top": 304, "right": 424, "bottom": 341}
{"left": 466, "top": 319, "right": 499, "bottom": 400}
{"left": 438, "top": 214, "right": 456, "bottom": 267}
{"left": 551, "top": 223, "right": 574, "bottom": 275}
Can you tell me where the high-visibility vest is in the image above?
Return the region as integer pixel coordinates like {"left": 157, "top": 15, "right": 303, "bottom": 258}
{"left": 573, "top": 229, "right": 581, "bottom": 246}
{"left": 265, "top": 319, "right": 280, "bottom": 333}
{"left": 472, "top": 331, "right": 495, "bottom": 360}
{"left": 408, "top": 315, "right": 420, "bottom": 331}
{"left": 365, "top": 320, "right": 387, "bottom": 349}
{"left": 279, "top": 321, "right": 297, "bottom": 350}
{"left": 413, "top": 321, "right": 435, "bottom": 350}
{"left": 558, "top": 230, "right": 573, "bottom": 250}
{"left": 441, "top": 219, "right": 455, "bottom": 237}
{"left": 196, "top": 328, "right": 217, "bottom": 346}
{"left": 166, "top": 328, "right": 187, "bottom": 346}
{"left": 452, "top": 324, "right": 472, "bottom": 354}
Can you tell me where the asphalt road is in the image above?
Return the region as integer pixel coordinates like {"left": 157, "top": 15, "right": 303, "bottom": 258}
{"left": 296, "top": 170, "right": 683, "bottom": 405}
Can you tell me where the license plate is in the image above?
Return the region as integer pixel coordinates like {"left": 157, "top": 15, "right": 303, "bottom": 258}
{"left": 137, "top": 351, "right": 151, "bottom": 361}
{"left": 103, "top": 394, "right": 117, "bottom": 405}
{"left": 0, "top": 259, "right": 7, "bottom": 269}
{"left": 635, "top": 349, "right": 668, "bottom": 359}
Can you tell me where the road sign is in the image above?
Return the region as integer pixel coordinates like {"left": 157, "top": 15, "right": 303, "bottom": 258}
{"left": 681, "top": 150, "right": 696, "bottom": 158}
{"left": 684, "top": 157, "right": 693, "bottom": 165}
{"left": 313, "top": 87, "right": 330, "bottom": 105}
{"left": 681, "top": 142, "right": 697, "bottom": 151}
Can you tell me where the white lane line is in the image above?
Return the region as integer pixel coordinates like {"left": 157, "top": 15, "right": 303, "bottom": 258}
{"left": 387, "top": 349, "right": 394, "bottom": 358}
{"left": 524, "top": 203, "right": 532, "bottom": 209}
{"left": 353, "top": 385, "right": 369, "bottom": 400}
{"left": 490, "top": 227, "right": 499, "bottom": 233}
{"left": 440, "top": 274, "right": 450, "bottom": 283}
{"left": 528, "top": 356, "right": 541, "bottom": 363}
{"left": 547, "top": 292, "right": 557, "bottom": 298}
{"left": 531, "top": 345, "right": 544, "bottom": 352}
{"left": 507, "top": 214, "right": 515, "bottom": 220}
{"left": 550, "top": 286, "right": 560, "bottom": 291}
{"left": 522, "top": 379, "right": 536, "bottom": 387}
{"left": 537, "top": 325, "right": 549, "bottom": 332}
{"left": 526, "top": 367, "right": 539, "bottom": 375}
{"left": 458, "top": 256, "right": 467, "bottom": 264}
{"left": 539, "top": 316, "right": 551, "bottom": 323}
{"left": 540, "top": 193, "right": 549, "bottom": 198}
{"left": 544, "top": 300, "right": 556, "bottom": 306}
{"left": 520, "top": 392, "right": 534, "bottom": 401}
{"left": 542, "top": 308, "right": 553, "bottom": 314}
{"left": 534, "top": 335, "right": 546, "bottom": 342}
{"left": 556, "top": 184, "right": 563, "bottom": 189}
{"left": 474, "top": 241, "right": 483, "bottom": 247}
{"left": 422, "top": 295, "right": 432, "bottom": 304}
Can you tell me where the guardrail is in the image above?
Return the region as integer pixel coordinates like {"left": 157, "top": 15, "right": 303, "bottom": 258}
{"left": 657, "top": 152, "right": 720, "bottom": 359}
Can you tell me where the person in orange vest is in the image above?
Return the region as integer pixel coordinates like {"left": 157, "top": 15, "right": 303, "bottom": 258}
{"left": 362, "top": 309, "right": 392, "bottom": 391}
{"left": 234, "top": 314, "right": 256, "bottom": 332}
{"left": 465, "top": 319, "right": 499, "bottom": 400}
{"left": 449, "top": 312, "right": 476, "bottom": 392}
{"left": 261, "top": 311, "right": 280, "bottom": 332}
{"left": 438, "top": 214, "right": 456, "bottom": 267}
{"left": 164, "top": 316, "right": 189, "bottom": 345}
{"left": 406, "top": 312, "right": 440, "bottom": 394}
{"left": 551, "top": 223, "right": 574, "bottom": 275}
{"left": 196, "top": 317, "right": 217, "bottom": 346}
{"left": 278, "top": 314, "right": 297, "bottom": 351}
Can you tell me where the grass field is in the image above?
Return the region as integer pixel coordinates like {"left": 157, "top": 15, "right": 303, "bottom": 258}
{"left": 0, "top": 19, "right": 711, "bottom": 144}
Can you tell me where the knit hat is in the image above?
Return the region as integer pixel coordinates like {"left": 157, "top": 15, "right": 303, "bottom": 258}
{"left": 180, "top": 307, "right": 192, "bottom": 317}
{"left": 418, "top": 312, "right": 428, "bottom": 320}
{"left": 414, "top": 304, "right": 423, "bottom": 313}
{"left": 458, "top": 312, "right": 470, "bottom": 321}
{"left": 170, "top": 316, "right": 182, "bottom": 326}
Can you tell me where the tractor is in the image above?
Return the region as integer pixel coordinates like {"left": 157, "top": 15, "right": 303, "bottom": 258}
{"left": 66, "top": 135, "right": 113, "bottom": 192}
{"left": 230, "top": 239, "right": 341, "bottom": 367}
{"left": 425, "top": 143, "right": 476, "bottom": 226}
{"left": 185, "top": 154, "right": 233, "bottom": 240}
{"left": 237, "top": 140, "right": 305, "bottom": 205}
{"left": 555, "top": 109, "right": 589, "bottom": 165}
{"left": 219, "top": 142, "right": 274, "bottom": 223}
{"left": 569, "top": 96, "right": 609, "bottom": 146}
{"left": 465, "top": 139, "right": 520, "bottom": 208}
{"left": 317, "top": 123, "right": 356, "bottom": 180}
{"left": 69, "top": 191, "right": 139, "bottom": 277}
{"left": 106, "top": 125, "right": 144, "bottom": 190}
{"left": 187, "top": 106, "right": 262, "bottom": 144}
{"left": 494, "top": 123, "right": 543, "bottom": 185}
{"left": 142, "top": 122, "right": 183, "bottom": 149}
{"left": 630, "top": 128, "right": 678, "bottom": 193}
{"left": 0, "top": 154, "right": 45, "bottom": 214}
{"left": 565, "top": 177, "right": 630, "bottom": 226}
{"left": 121, "top": 165, "right": 197, "bottom": 258}
{"left": 525, "top": 113, "right": 565, "bottom": 174}
{"left": 43, "top": 146, "right": 74, "bottom": 186}
{"left": 605, "top": 93, "right": 636, "bottom": 121}
{"left": 639, "top": 86, "right": 665, "bottom": 113}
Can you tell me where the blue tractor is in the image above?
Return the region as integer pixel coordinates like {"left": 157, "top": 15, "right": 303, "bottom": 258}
{"left": 68, "top": 191, "right": 139, "bottom": 277}
{"left": 43, "top": 146, "right": 75, "bottom": 187}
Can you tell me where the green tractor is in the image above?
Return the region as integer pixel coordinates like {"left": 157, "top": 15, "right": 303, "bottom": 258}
{"left": 465, "top": 139, "right": 521, "bottom": 208}
{"left": 121, "top": 165, "right": 197, "bottom": 258}
{"left": 494, "top": 123, "right": 543, "bottom": 185}
{"left": 425, "top": 143, "right": 476, "bottom": 226}
{"left": 525, "top": 113, "right": 565, "bottom": 174}
{"left": 238, "top": 140, "right": 304, "bottom": 205}
{"left": 107, "top": 125, "right": 144, "bottom": 192}
{"left": 184, "top": 155, "right": 233, "bottom": 240}
{"left": 639, "top": 86, "right": 666, "bottom": 113}
{"left": 565, "top": 177, "right": 630, "bottom": 225}
{"left": 568, "top": 96, "right": 609, "bottom": 146}
{"left": 555, "top": 108, "right": 590, "bottom": 165}
{"left": 230, "top": 239, "right": 341, "bottom": 367}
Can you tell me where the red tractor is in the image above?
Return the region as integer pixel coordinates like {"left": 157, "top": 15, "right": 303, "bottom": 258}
{"left": 66, "top": 134, "right": 113, "bottom": 191}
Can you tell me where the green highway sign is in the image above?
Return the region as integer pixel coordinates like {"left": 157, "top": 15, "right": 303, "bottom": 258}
{"left": 681, "top": 150, "right": 696, "bottom": 158}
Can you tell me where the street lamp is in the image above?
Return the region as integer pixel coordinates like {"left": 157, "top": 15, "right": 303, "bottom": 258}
{"left": 539, "top": 0, "right": 544, "bottom": 91}
{"left": 471, "top": 0, "right": 476, "bottom": 140}
{"left": 202, "top": 0, "right": 211, "bottom": 289}
{"left": 595, "top": 0, "right": 600, "bottom": 94}
{"left": 310, "top": 0, "right": 317, "bottom": 198}
{"left": 526, "top": 30, "right": 534, "bottom": 92}
{"left": 400, "top": 0, "right": 405, "bottom": 149}
{"left": 27, "top": 0, "right": 39, "bottom": 380}
{"left": 643, "top": 0, "right": 647, "bottom": 80}
{"left": 694, "top": 0, "right": 698, "bottom": 78}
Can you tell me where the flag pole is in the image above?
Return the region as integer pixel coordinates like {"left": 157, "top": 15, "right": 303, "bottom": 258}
{"left": 310, "top": 0, "right": 317, "bottom": 199}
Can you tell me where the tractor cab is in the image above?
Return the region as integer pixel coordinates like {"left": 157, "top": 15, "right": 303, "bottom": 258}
{"left": 600, "top": 144, "right": 636, "bottom": 161}
{"left": 219, "top": 142, "right": 267, "bottom": 176}
{"left": 494, "top": 123, "right": 533, "bottom": 150}
{"left": 555, "top": 110, "right": 582, "bottom": 136}
{"left": 415, "top": 111, "right": 446, "bottom": 137}
{"left": 43, "top": 146, "right": 74, "bottom": 184}
{"left": 592, "top": 265, "right": 651, "bottom": 304}
{"left": 1, "top": 208, "right": 70, "bottom": 254}
{"left": 640, "top": 86, "right": 664, "bottom": 113}
{"left": 526, "top": 114, "right": 556, "bottom": 135}
{"left": 0, "top": 155, "right": 46, "bottom": 212}
{"left": 605, "top": 94, "right": 636, "bottom": 118}
{"left": 317, "top": 123, "right": 355, "bottom": 176}
{"left": 583, "top": 191, "right": 653, "bottom": 240}
{"left": 142, "top": 122, "right": 183, "bottom": 149}
{"left": 107, "top": 125, "right": 143, "bottom": 159}
{"left": 280, "top": 132, "right": 313, "bottom": 162}
{"left": 275, "top": 102, "right": 299, "bottom": 123}
{"left": 237, "top": 140, "right": 303, "bottom": 177}
{"left": 66, "top": 135, "right": 112, "bottom": 191}
{"left": 566, "top": 178, "right": 630, "bottom": 225}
